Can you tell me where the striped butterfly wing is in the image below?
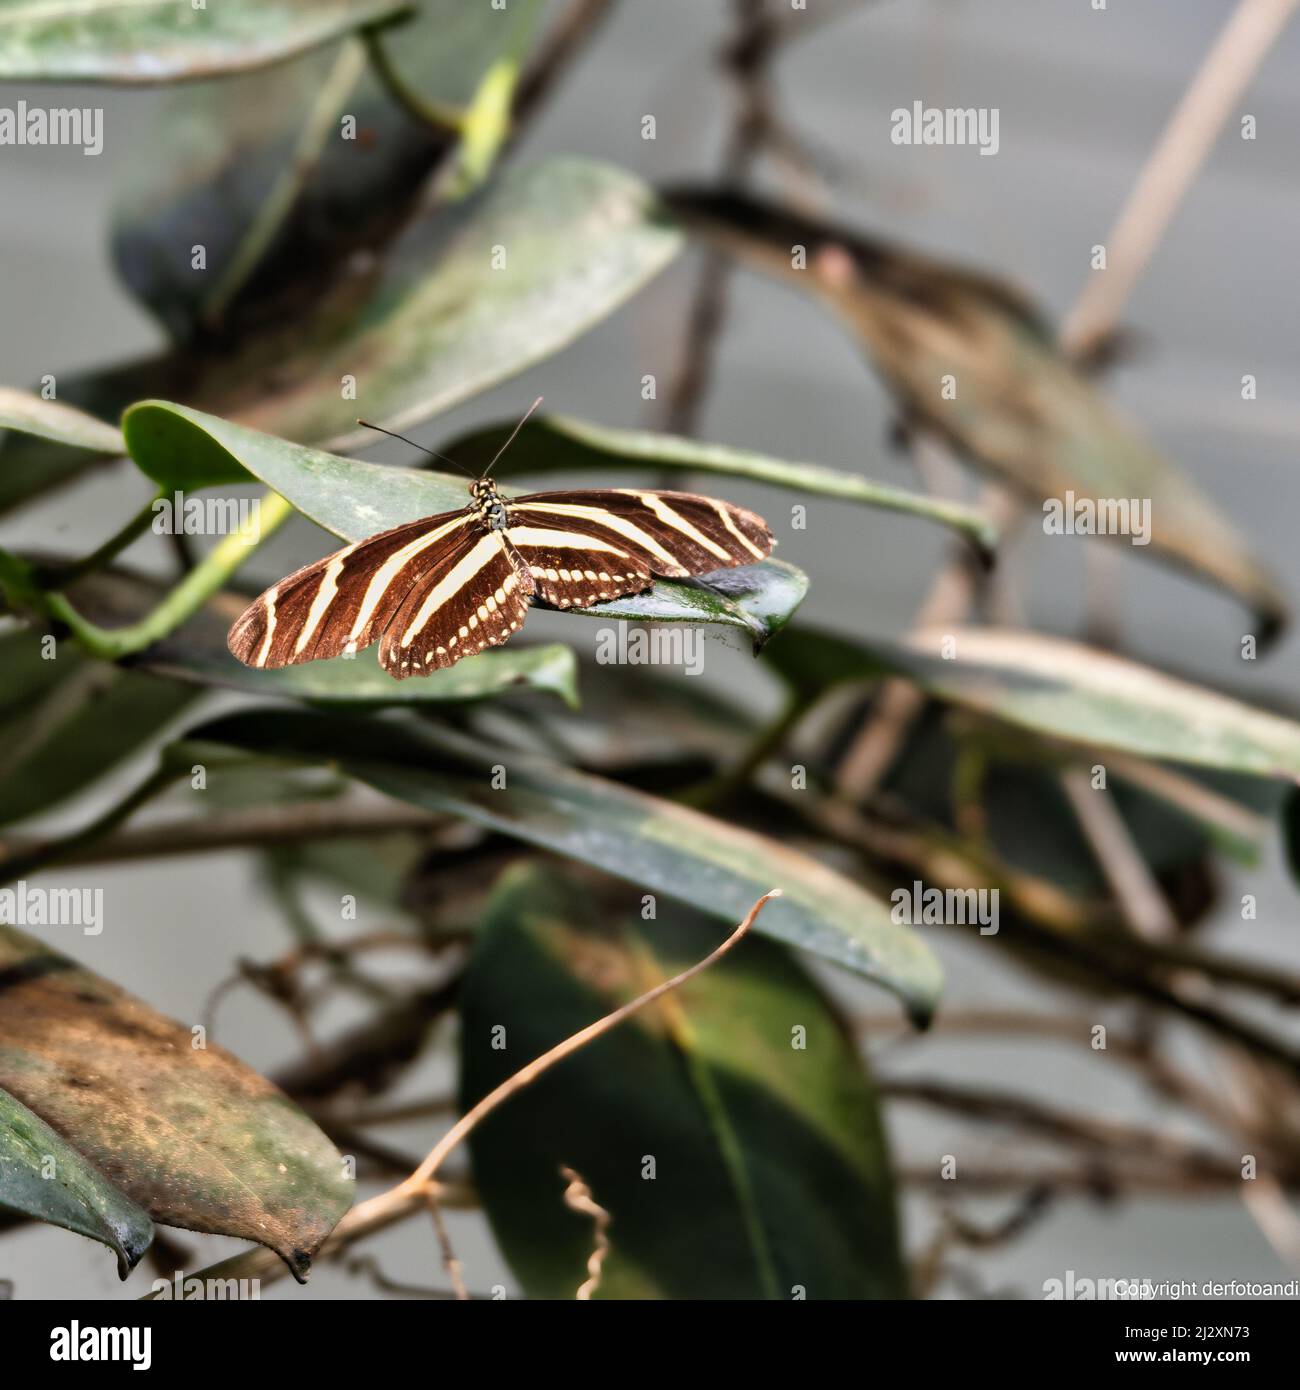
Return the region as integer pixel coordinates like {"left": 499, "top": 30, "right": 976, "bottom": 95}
{"left": 229, "top": 509, "right": 476, "bottom": 670}
{"left": 228, "top": 509, "right": 533, "bottom": 679}
{"left": 377, "top": 527, "right": 534, "bottom": 678}
{"left": 228, "top": 484, "right": 774, "bottom": 679}
{"left": 505, "top": 488, "right": 773, "bottom": 607}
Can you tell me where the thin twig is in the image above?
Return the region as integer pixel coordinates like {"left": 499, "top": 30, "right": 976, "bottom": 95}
{"left": 559, "top": 1166, "right": 612, "bottom": 1300}
{"left": 1060, "top": 0, "right": 1300, "bottom": 360}
{"left": 0, "top": 800, "right": 437, "bottom": 871}
{"left": 400, "top": 890, "right": 781, "bottom": 1191}
{"left": 1059, "top": 766, "right": 1179, "bottom": 941}
{"left": 424, "top": 1188, "right": 469, "bottom": 1301}
{"left": 661, "top": 0, "right": 775, "bottom": 438}
{"left": 344, "top": 1254, "right": 489, "bottom": 1301}
{"left": 882, "top": 1076, "right": 1242, "bottom": 1178}
{"left": 510, "top": 0, "right": 616, "bottom": 131}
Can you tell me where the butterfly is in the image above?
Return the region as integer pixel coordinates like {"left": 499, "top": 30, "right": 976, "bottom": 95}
{"left": 227, "top": 401, "right": 775, "bottom": 680}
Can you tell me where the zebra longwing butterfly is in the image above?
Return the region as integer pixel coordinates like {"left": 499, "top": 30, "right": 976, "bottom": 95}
{"left": 227, "top": 403, "right": 775, "bottom": 680}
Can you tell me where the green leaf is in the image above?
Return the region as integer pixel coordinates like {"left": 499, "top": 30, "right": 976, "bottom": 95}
{"left": 0, "top": 0, "right": 411, "bottom": 84}
{"left": 0, "top": 629, "right": 199, "bottom": 827}
{"left": 668, "top": 189, "right": 1285, "bottom": 636}
{"left": 0, "top": 388, "right": 123, "bottom": 454}
{"left": 6, "top": 158, "right": 680, "bottom": 510}
{"left": 0, "top": 390, "right": 124, "bottom": 511}
{"left": 448, "top": 413, "right": 999, "bottom": 557}
{"left": 155, "top": 633, "right": 582, "bottom": 709}
{"left": 578, "top": 560, "right": 808, "bottom": 650}
{"left": 123, "top": 398, "right": 457, "bottom": 504}
{"left": 237, "top": 158, "right": 682, "bottom": 448}
{"left": 121, "top": 401, "right": 809, "bottom": 636}
{"left": 183, "top": 708, "right": 944, "bottom": 1022}
{"left": 0, "top": 1086, "right": 154, "bottom": 1279}
{"left": 110, "top": 0, "right": 545, "bottom": 338}
{"left": 0, "top": 926, "right": 353, "bottom": 1276}
{"left": 767, "top": 624, "right": 1300, "bottom": 780}
{"left": 461, "top": 862, "right": 905, "bottom": 1299}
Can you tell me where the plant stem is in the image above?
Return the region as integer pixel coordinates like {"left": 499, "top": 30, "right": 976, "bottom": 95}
{"left": 33, "top": 491, "right": 164, "bottom": 589}
{"left": 40, "top": 490, "right": 293, "bottom": 661}
{"left": 362, "top": 29, "right": 467, "bottom": 132}
{"left": 400, "top": 888, "right": 781, "bottom": 1191}
{"left": 683, "top": 693, "right": 807, "bottom": 809}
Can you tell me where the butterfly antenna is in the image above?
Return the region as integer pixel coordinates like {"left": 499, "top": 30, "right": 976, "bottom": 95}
{"left": 355, "top": 419, "right": 474, "bottom": 478}
{"left": 483, "top": 396, "right": 544, "bottom": 478}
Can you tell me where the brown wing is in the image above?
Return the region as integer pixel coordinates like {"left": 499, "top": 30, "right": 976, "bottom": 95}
{"left": 228, "top": 509, "right": 478, "bottom": 669}
{"left": 500, "top": 527, "right": 654, "bottom": 609}
{"left": 506, "top": 488, "right": 773, "bottom": 580}
{"left": 377, "top": 528, "right": 535, "bottom": 679}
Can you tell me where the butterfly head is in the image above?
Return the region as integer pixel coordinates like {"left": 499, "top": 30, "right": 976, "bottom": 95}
{"left": 470, "top": 476, "right": 508, "bottom": 530}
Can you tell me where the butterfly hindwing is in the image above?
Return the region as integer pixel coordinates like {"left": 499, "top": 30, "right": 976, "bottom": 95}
{"left": 507, "top": 488, "right": 773, "bottom": 578}
{"left": 378, "top": 528, "right": 535, "bottom": 679}
{"left": 228, "top": 509, "right": 476, "bottom": 669}
{"left": 501, "top": 527, "right": 654, "bottom": 609}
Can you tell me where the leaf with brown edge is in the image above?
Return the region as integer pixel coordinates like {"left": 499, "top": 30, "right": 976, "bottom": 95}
{"left": 666, "top": 187, "right": 1286, "bottom": 641}
{"left": 0, "top": 927, "right": 353, "bottom": 1278}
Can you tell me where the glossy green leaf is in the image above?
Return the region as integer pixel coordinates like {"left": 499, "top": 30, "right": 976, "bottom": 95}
{"left": 461, "top": 862, "right": 905, "bottom": 1299}
{"left": 121, "top": 401, "right": 809, "bottom": 635}
{"left": 0, "top": 0, "right": 411, "bottom": 84}
{"left": 767, "top": 624, "right": 1300, "bottom": 780}
{"left": 668, "top": 189, "right": 1285, "bottom": 636}
{"left": 0, "top": 1086, "right": 154, "bottom": 1278}
{"left": 0, "top": 628, "right": 198, "bottom": 827}
{"left": 111, "top": 0, "right": 544, "bottom": 338}
{"left": 448, "top": 413, "right": 999, "bottom": 557}
{"left": 183, "top": 708, "right": 944, "bottom": 1021}
{"left": 0, "top": 926, "right": 353, "bottom": 1275}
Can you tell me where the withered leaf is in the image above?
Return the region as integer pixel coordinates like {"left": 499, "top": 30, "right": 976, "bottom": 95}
{"left": 0, "top": 927, "right": 353, "bottom": 1278}
{"left": 665, "top": 188, "right": 1285, "bottom": 640}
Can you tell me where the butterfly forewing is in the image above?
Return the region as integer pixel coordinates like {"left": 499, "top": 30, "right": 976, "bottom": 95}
{"left": 228, "top": 510, "right": 481, "bottom": 669}
{"left": 379, "top": 528, "right": 534, "bottom": 678}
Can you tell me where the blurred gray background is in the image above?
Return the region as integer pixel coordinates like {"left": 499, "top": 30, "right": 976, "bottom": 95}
{"left": 2, "top": 0, "right": 1298, "bottom": 1298}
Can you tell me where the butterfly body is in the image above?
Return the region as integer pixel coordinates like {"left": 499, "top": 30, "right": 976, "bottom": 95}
{"left": 228, "top": 478, "right": 774, "bottom": 680}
